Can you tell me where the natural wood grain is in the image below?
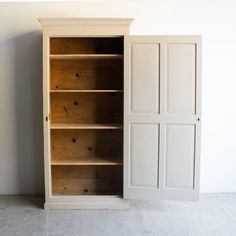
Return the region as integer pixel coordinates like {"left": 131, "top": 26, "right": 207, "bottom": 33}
{"left": 49, "top": 36, "right": 124, "bottom": 198}
{"left": 50, "top": 90, "right": 123, "bottom": 93}
{"left": 50, "top": 37, "right": 123, "bottom": 55}
{"left": 50, "top": 59, "right": 123, "bottom": 90}
{"left": 50, "top": 123, "right": 123, "bottom": 129}
{"left": 50, "top": 54, "right": 123, "bottom": 60}
{"left": 51, "top": 129, "right": 123, "bottom": 160}
{"left": 51, "top": 157, "right": 122, "bottom": 166}
{"left": 50, "top": 93, "right": 123, "bottom": 124}
{"left": 52, "top": 166, "right": 123, "bottom": 195}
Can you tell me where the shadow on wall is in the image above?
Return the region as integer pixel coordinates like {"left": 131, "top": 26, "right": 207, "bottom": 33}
{"left": 12, "top": 31, "right": 44, "bottom": 194}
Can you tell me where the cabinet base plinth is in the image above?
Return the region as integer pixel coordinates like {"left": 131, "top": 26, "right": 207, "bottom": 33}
{"left": 44, "top": 197, "right": 129, "bottom": 209}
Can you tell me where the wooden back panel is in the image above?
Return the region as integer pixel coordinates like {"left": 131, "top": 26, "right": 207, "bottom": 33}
{"left": 51, "top": 129, "right": 123, "bottom": 160}
{"left": 50, "top": 37, "right": 123, "bottom": 54}
{"left": 50, "top": 60, "right": 123, "bottom": 90}
{"left": 52, "top": 166, "right": 123, "bottom": 195}
{"left": 50, "top": 93, "right": 123, "bottom": 124}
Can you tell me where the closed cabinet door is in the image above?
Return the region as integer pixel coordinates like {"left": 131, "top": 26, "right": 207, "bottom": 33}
{"left": 124, "top": 36, "right": 201, "bottom": 200}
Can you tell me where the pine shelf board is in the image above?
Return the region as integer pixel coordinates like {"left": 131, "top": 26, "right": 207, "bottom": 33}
{"left": 50, "top": 90, "right": 123, "bottom": 93}
{"left": 50, "top": 54, "right": 123, "bottom": 60}
{"left": 51, "top": 157, "right": 122, "bottom": 166}
{"left": 50, "top": 123, "right": 123, "bottom": 130}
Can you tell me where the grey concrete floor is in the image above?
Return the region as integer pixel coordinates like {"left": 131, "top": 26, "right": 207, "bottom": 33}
{"left": 0, "top": 194, "right": 236, "bottom": 236}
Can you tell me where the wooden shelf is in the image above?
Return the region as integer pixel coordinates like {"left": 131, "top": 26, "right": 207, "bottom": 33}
{"left": 50, "top": 90, "right": 123, "bottom": 93}
{"left": 50, "top": 54, "right": 123, "bottom": 60}
{"left": 50, "top": 123, "right": 123, "bottom": 130}
{"left": 51, "top": 157, "right": 122, "bottom": 166}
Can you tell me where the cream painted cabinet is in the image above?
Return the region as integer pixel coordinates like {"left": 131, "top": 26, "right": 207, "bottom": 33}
{"left": 39, "top": 18, "right": 201, "bottom": 209}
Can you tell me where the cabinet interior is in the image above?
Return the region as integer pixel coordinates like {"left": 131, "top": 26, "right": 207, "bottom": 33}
{"left": 51, "top": 129, "right": 123, "bottom": 164}
{"left": 52, "top": 166, "right": 123, "bottom": 195}
{"left": 50, "top": 93, "right": 123, "bottom": 124}
{"left": 50, "top": 60, "right": 123, "bottom": 90}
{"left": 50, "top": 37, "right": 123, "bottom": 55}
{"left": 50, "top": 37, "right": 124, "bottom": 196}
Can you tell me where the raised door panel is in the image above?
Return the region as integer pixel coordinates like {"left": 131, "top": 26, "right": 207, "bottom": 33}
{"left": 166, "top": 44, "right": 196, "bottom": 115}
{"left": 130, "top": 124, "right": 159, "bottom": 188}
{"left": 130, "top": 44, "right": 160, "bottom": 114}
{"left": 164, "top": 124, "right": 195, "bottom": 189}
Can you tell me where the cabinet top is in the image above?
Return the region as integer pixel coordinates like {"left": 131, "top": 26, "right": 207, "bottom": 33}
{"left": 38, "top": 18, "right": 134, "bottom": 27}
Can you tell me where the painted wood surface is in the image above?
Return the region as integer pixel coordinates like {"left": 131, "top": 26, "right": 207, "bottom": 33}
{"left": 124, "top": 36, "right": 201, "bottom": 200}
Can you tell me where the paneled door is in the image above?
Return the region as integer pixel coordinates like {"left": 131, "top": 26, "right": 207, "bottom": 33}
{"left": 124, "top": 36, "right": 201, "bottom": 200}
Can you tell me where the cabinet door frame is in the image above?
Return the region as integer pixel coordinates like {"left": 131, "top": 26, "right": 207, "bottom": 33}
{"left": 42, "top": 31, "right": 51, "bottom": 203}
{"left": 124, "top": 36, "right": 202, "bottom": 200}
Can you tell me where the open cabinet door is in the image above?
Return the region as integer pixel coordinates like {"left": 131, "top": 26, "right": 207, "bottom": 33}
{"left": 124, "top": 36, "right": 201, "bottom": 200}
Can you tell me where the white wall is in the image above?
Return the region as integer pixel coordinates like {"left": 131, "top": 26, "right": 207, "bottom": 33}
{"left": 0, "top": 0, "right": 236, "bottom": 194}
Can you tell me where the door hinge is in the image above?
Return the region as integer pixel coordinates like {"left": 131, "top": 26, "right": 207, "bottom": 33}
{"left": 46, "top": 113, "right": 50, "bottom": 122}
